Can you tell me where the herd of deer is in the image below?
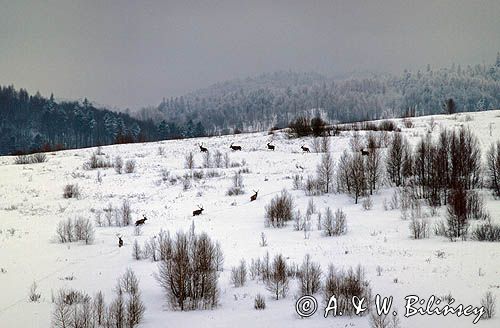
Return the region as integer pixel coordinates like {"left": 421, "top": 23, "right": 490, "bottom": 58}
{"left": 198, "top": 142, "right": 370, "bottom": 156}
{"left": 117, "top": 140, "right": 371, "bottom": 246}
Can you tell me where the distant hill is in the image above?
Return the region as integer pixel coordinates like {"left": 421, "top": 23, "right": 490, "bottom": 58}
{"left": 141, "top": 57, "right": 500, "bottom": 135}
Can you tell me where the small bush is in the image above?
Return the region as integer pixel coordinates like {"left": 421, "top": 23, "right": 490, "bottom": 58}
{"left": 28, "top": 281, "right": 41, "bottom": 302}
{"left": 378, "top": 120, "right": 399, "bottom": 132}
{"left": 362, "top": 197, "right": 373, "bottom": 210}
{"left": 480, "top": 291, "right": 496, "bottom": 320}
{"left": 84, "top": 152, "right": 113, "bottom": 170}
{"left": 472, "top": 223, "right": 500, "bottom": 241}
{"left": 265, "top": 254, "right": 289, "bottom": 300}
{"left": 14, "top": 153, "right": 47, "bottom": 164}
{"left": 15, "top": 155, "right": 32, "bottom": 164}
{"left": 323, "top": 265, "right": 371, "bottom": 317}
{"left": 63, "top": 184, "right": 80, "bottom": 199}
{"left": 409, "top": 218, "right": 429, "bottom": 239}
{"left": 125, "top": 159, "right": 136, "bottom": 173}
{"left": 402, "top": 118, "right": 413, "bottom": 128}
{"left": 322, "top": 208, "right": 347, "bottom": 236}
{"left": 298, "top": 254, "right": 322, "bottom": 295}
{"left": 56, "top": 217, "right": 94, "bottom": 244}
{"left": 184, "top": 152, "right": 195, "bottom": 169}
{"left": 265, "top": 190, "right": 294, "bottom": 228}
{"left": 31, "top": 153, "right": 47, "bottom": 163}
{"left": 230, "top": 259, "right": 247, "bottom": 287}
{"left": 254, "top": 294, "right": 266, "bottom": 310}
{"left": 114, "top": 156, "right": 123, "bottom": 174}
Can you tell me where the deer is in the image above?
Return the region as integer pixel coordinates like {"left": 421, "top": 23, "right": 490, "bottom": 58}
{"left": 267, "top": 143, "right": 275, "bottom": 151}
{"left": 192, "top": 205, "right": 204, "bottom": 216}
{"left": 230, "top": 143, "right": 242, "bottom": 151}
{"left": 301, "top": 145, "right": 310, "bottom": 153}
{"left": 135, "top": 215, "right": 147, "bottom": 226}
{"left": 199, "top": 143, "right": 208, "bottom": 152}
{"left": 250, "top": 190, "right": 259, "bottom": 202}
{"left": 360, "top": 149, "right": 369, "bottom": 156}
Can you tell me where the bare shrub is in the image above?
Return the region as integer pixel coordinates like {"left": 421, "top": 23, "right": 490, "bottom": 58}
{"left": 472, "top": 222, "right": 500, "bottom": 242}
{"left": 73, "top": 217, "right": 95, "bottom": 244}
{"left": 480, "top": 291, "right": 496, "bottom": 320}
{"left": 114, "top": 156, "right": 123, "bottom": 174}
{"left": 409, "top": 218, "right": 429, "bottom": 239}
{"left": 192, "top": 170, "right": 204, "bottom": 180}
{"left": 254, "top": 294, "right": 266, "bottom": 310}
{"left": 378, "top": 119, "right": 398, "bottom": 131}
{"left": 402, "top": 118, "right": 413, "bottom": 128}
{"left": 265, "top": 190, "right": 294, "bottom": 228}
{"left": 303, "top": 175, "right": 322, "bottom": 196}
{"left": 298, "top": 254, "right": 322, "bottom": 295}
{"left": 486, "top": 141, "right": 500, "bottom": 197}
{"left": 362, "top": 196, "right": 373, "bottom": 210}
{"left": 446, "top": 186, "right": 469, "bottom": 240}
{"left": 56, "top": 217, "right": 94, "bottom": 244}
{"left": 31, "top": 153, "right": 47, "bottom": 163}
{"left": 322, "top": 208, "right": 347, "bottom": 236}
{"left": 213, "top": 150, "right": 223, "bottom": 168}
{"left": 227, "top": 172, "right": 245, "bottom": 195}
{"left": 323, "top": 265, "right": 372, "bottom": 316}
{"left": 52, "top": 269, "right": 145, "bottom": 328}
{"left": 28, "top": 281, "right": 41, "bottom": 302}
{"left": 370, "top": 310, "right": 401, "bottom": 328}
{"left": 203, "top": 151, "right": 211, "bottom": 168}
{"left": 157, "top": 231, "right": 221, "bottom": 310}
{"left": 121, "top": 199, "right": 132, "bottom": 226}
{"left": 63, "top": 184, "right": 80, "bottom": 199}
{"left": 292, "top": 174, "right": 303, "bottom": 190}
{"left": 125, "top": 159, "right": 136, "bottom": 173}
{"left": 184, "top": 152, "right": 195, "bottom": 169}
{"left": 15, "top": 155, "right": 32, "bottom": 165}
{"left": 317, "top": 152, "right": 334, "bottom": 193}
{"left": 230, "top": 259, "right": 247, "bottom": 287}
{"left": 132, "top": 240, "right": 142, "bottom": 260}
{"left": 84, "top": 152, "right": 113, "bottom": 170}
{"left": 265, "top": 254, "right": 289, "bottom": 300}
{"left": 259, "top": 232, "right": 268, "bottom": 247}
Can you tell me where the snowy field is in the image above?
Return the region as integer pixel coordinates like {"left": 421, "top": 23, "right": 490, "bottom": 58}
{"left": 1, "top": 111, "right": 500, "bottom": 328}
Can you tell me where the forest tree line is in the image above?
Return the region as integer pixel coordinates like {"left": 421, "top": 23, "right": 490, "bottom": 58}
{"left": 139, "top": 54, "right": 500, "bottom": 134}
{"left": 0, "top": 88, "right": 206, "bottom": 155}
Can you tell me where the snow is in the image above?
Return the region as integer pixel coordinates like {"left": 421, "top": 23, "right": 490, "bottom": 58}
{"left": 1, "top": 110, "right": 499, "bottom": 327}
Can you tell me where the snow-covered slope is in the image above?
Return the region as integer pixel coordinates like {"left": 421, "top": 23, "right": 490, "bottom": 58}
{"left": 1, "top": 111, "right": 500, "bottom": 328}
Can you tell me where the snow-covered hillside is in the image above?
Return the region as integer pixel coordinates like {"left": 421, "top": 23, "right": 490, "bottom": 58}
{"left": 1, "top": 111, "right": 500, "bottom": 328}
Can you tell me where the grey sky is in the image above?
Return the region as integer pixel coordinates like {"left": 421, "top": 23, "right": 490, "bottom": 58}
{"left": 1, "top": 0, "right": 499, "bottom": 109}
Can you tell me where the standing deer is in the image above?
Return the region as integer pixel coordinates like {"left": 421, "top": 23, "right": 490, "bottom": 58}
{"left": 199, "top": 143, "right": 208, "bottom": 152}
{"left": 267, "top": 143, "right": 275, "bottom": 151}
{"left": 301, "top": 145, "right": 310, "bottom": 152}
{"left": 192, "top": 205, "right": 204, "bottom": 216}
{"left": 250, "top": 190, "right": 259, "bottom": 201}
{"left": 360, "top": 149, "right": 369, "bottom": 156}
{"left": 135, "top": 215, "right": 147, "bottom": 226}
{"left": 230, "top": 143, "right": 242, "bottom": 151}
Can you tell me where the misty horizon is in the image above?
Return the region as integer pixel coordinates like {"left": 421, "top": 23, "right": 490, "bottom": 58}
{"left": 1, "top": 0, "right": 499, "bottom": 110}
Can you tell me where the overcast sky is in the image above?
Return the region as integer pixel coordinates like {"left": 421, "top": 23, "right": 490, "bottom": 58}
{"left": 1, "top": 0, "right": 499, "bottom": 109}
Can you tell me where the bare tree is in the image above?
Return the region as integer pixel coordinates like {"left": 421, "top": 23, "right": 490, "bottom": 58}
{"left": 184, "top": 152, "right": 195, "bottom": 170}
{"left": 265, "top": 254, "right": 289, "bottom": 300}
{"left": 317, "top": 152, "right": 335, "bottom": 193}
{"left": 486, "top": 141, "right": 500, "bottom": 197}
{"left": 298, "top": 254, "right": 322, "bottom": 295}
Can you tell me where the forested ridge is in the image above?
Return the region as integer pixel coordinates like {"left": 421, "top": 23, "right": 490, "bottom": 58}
{"left": 0, "top": 89, "right": 206, "bottom": 155}
{"left": 139, "top": 54, "right": 500, "bottom": 134}
{"left": 1, "top": 54, "right": 499, "bottom": 155}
